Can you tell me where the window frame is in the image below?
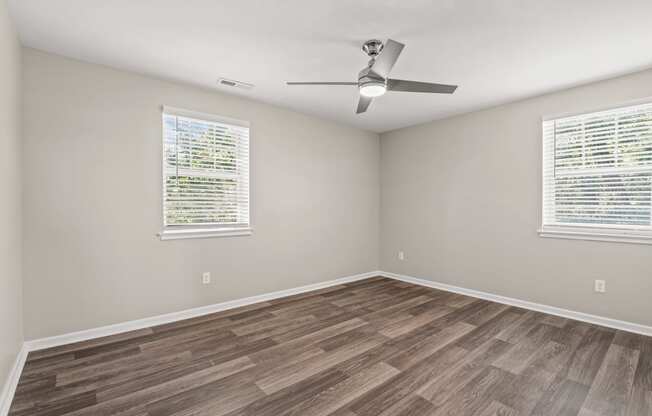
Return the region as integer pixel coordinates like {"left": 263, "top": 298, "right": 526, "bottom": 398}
{"left": 538, "top": 98, "right": 652, "bottom": 245}
{"left": 158, "top": 106, "right": 252, "bottom": 241}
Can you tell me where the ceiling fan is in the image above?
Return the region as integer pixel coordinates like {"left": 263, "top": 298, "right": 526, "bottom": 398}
{"left": 286, "top": 39, "right": 458, "bottom": 114}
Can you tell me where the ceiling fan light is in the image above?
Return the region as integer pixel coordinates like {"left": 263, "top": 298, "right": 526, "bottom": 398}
{"left": 359, "top": 81, "right": 386, "bottom": 98}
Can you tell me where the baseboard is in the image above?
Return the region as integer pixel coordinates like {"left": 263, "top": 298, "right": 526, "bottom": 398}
{"left": 380, "top": 271, "right": 652, "bottom": 337}
{"left": 0, "top": 344, "right": 28, "bottom": 416}
{"left": 24, "top": 271, "right": 382, "bottom": 352}
{"left": 20, "top": 268, "right": 651, "bottom": 353}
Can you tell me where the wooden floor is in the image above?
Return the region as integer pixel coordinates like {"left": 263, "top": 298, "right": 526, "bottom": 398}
{"left": 10, "top": 277, "right": 652, "bottom": 416}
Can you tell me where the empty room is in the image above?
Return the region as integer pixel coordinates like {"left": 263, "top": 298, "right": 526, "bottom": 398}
{"left": 1, "top": 1, "right": 652, "bottom": 415}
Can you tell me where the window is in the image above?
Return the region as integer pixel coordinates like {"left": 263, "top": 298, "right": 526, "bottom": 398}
{"left": 540, "top": 100, "right": 652, "bottom": 244}
{"left": 160, "top": 106, "right": 250, "bottom": 240}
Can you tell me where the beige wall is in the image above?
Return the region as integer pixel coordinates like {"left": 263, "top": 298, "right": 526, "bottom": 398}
{"left": 22, "top": 49, "right": 380, "bottom": 340}
{"left": 19, "top": 45, "right": 652, "bottom": 341}
{"left": 0, "top": 0, "right": 23, "bottom": 389}
{"left": 380, "top": 69, "right": 652, "bottom": 326}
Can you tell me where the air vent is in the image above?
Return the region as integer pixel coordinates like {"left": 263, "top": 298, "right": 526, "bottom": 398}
{"left": 217, "top": 78, "right": 254, "bottom": 90}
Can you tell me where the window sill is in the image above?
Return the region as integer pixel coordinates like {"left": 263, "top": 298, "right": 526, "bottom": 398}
{"left": 538, "top": 227, "right": 652, "bottom": 245}
{"left": 159, "top": 227, "right": 253, "bottom": 241}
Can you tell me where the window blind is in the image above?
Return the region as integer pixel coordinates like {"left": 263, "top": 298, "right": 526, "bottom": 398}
{"left": 542, "top": 101, "right": 652, "bottom": 241}
{"left": 161, "top": 107, "right": 250, "bottom": 238}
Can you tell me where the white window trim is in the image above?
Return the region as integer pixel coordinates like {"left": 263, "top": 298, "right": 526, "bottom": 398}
{"left": 539, "top": 97, "right": 652, "bottom": 245}
{"left": 159, "top": 226, "right": 253, "bottom": 241}
{"left": 538, "top": 225, "right": 652, "bottom": 245}
{"left": 541, "top": 95, "right": 652, "bottom": 122}
{"left": 158, "top": 106, "right": 252, "bottom": 241}
{"left": 162, "top": 106, "right": 250, "bottom": 128}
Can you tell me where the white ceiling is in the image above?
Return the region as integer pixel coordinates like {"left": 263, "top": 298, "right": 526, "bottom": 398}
{"left": 9, "top": 0, "right": 652, "bottom": 133}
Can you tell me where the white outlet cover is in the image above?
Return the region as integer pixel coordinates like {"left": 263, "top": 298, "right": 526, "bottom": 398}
{"left": 594, "top": 280, "right": 606, "bottom": 293}
{"left": 202, "top": 272, "right": 211, "bottom": 284}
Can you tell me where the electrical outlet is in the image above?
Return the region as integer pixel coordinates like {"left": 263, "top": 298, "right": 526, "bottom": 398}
{"left": 398, "top": 251, "right": 405, "bottom": 261}
{"left": 594, "top": 279, "right": 606, "bottom": 293}
{"left": 202, "top": 272, "right": 211, "bottom": 285}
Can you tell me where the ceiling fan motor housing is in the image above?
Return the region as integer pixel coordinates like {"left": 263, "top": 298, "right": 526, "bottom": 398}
{"left": 358, "top": 66, "right": 385, "bottom": 84}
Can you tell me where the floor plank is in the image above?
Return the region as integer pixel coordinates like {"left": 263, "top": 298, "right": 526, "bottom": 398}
{"left": 579, "top": 343, "right": 640, "bottom": 416}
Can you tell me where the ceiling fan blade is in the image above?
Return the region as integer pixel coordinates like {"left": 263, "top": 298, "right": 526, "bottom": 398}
{"left": 387, "top": 79, "right": 458, "bottom": 94}
{"left": 286, "top": 82, "right": 358, "bottom": 85}
{"left": 370, "top": 39, "right": 405, "bottom": 78}
{"left": 356, "top": 96, "right": 373, "bottom": 114}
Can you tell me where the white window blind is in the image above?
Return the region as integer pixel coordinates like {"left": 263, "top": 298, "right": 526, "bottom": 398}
{"left": 160, "top": 107, "right": 250, "bottom": 240}
{"left": 541, "top": 101, "right": 652, "bottom": 244}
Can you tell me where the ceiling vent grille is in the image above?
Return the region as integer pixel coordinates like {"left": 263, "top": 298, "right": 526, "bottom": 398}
{"left": 217, "top": 78, "right": 254, "bottom": 90}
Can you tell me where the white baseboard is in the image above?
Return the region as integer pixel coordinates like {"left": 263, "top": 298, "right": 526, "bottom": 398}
{"left": 23, "top": 268, "right": 652, "bottom": 353}
{"left": 0, "top": 344, "right": 28, "bottom": 416}
{"left": 24, "top": 271, "right": 382, "bottom": 352}
{"left": 380, "top": 271, "right": 652, "bottom": 337}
